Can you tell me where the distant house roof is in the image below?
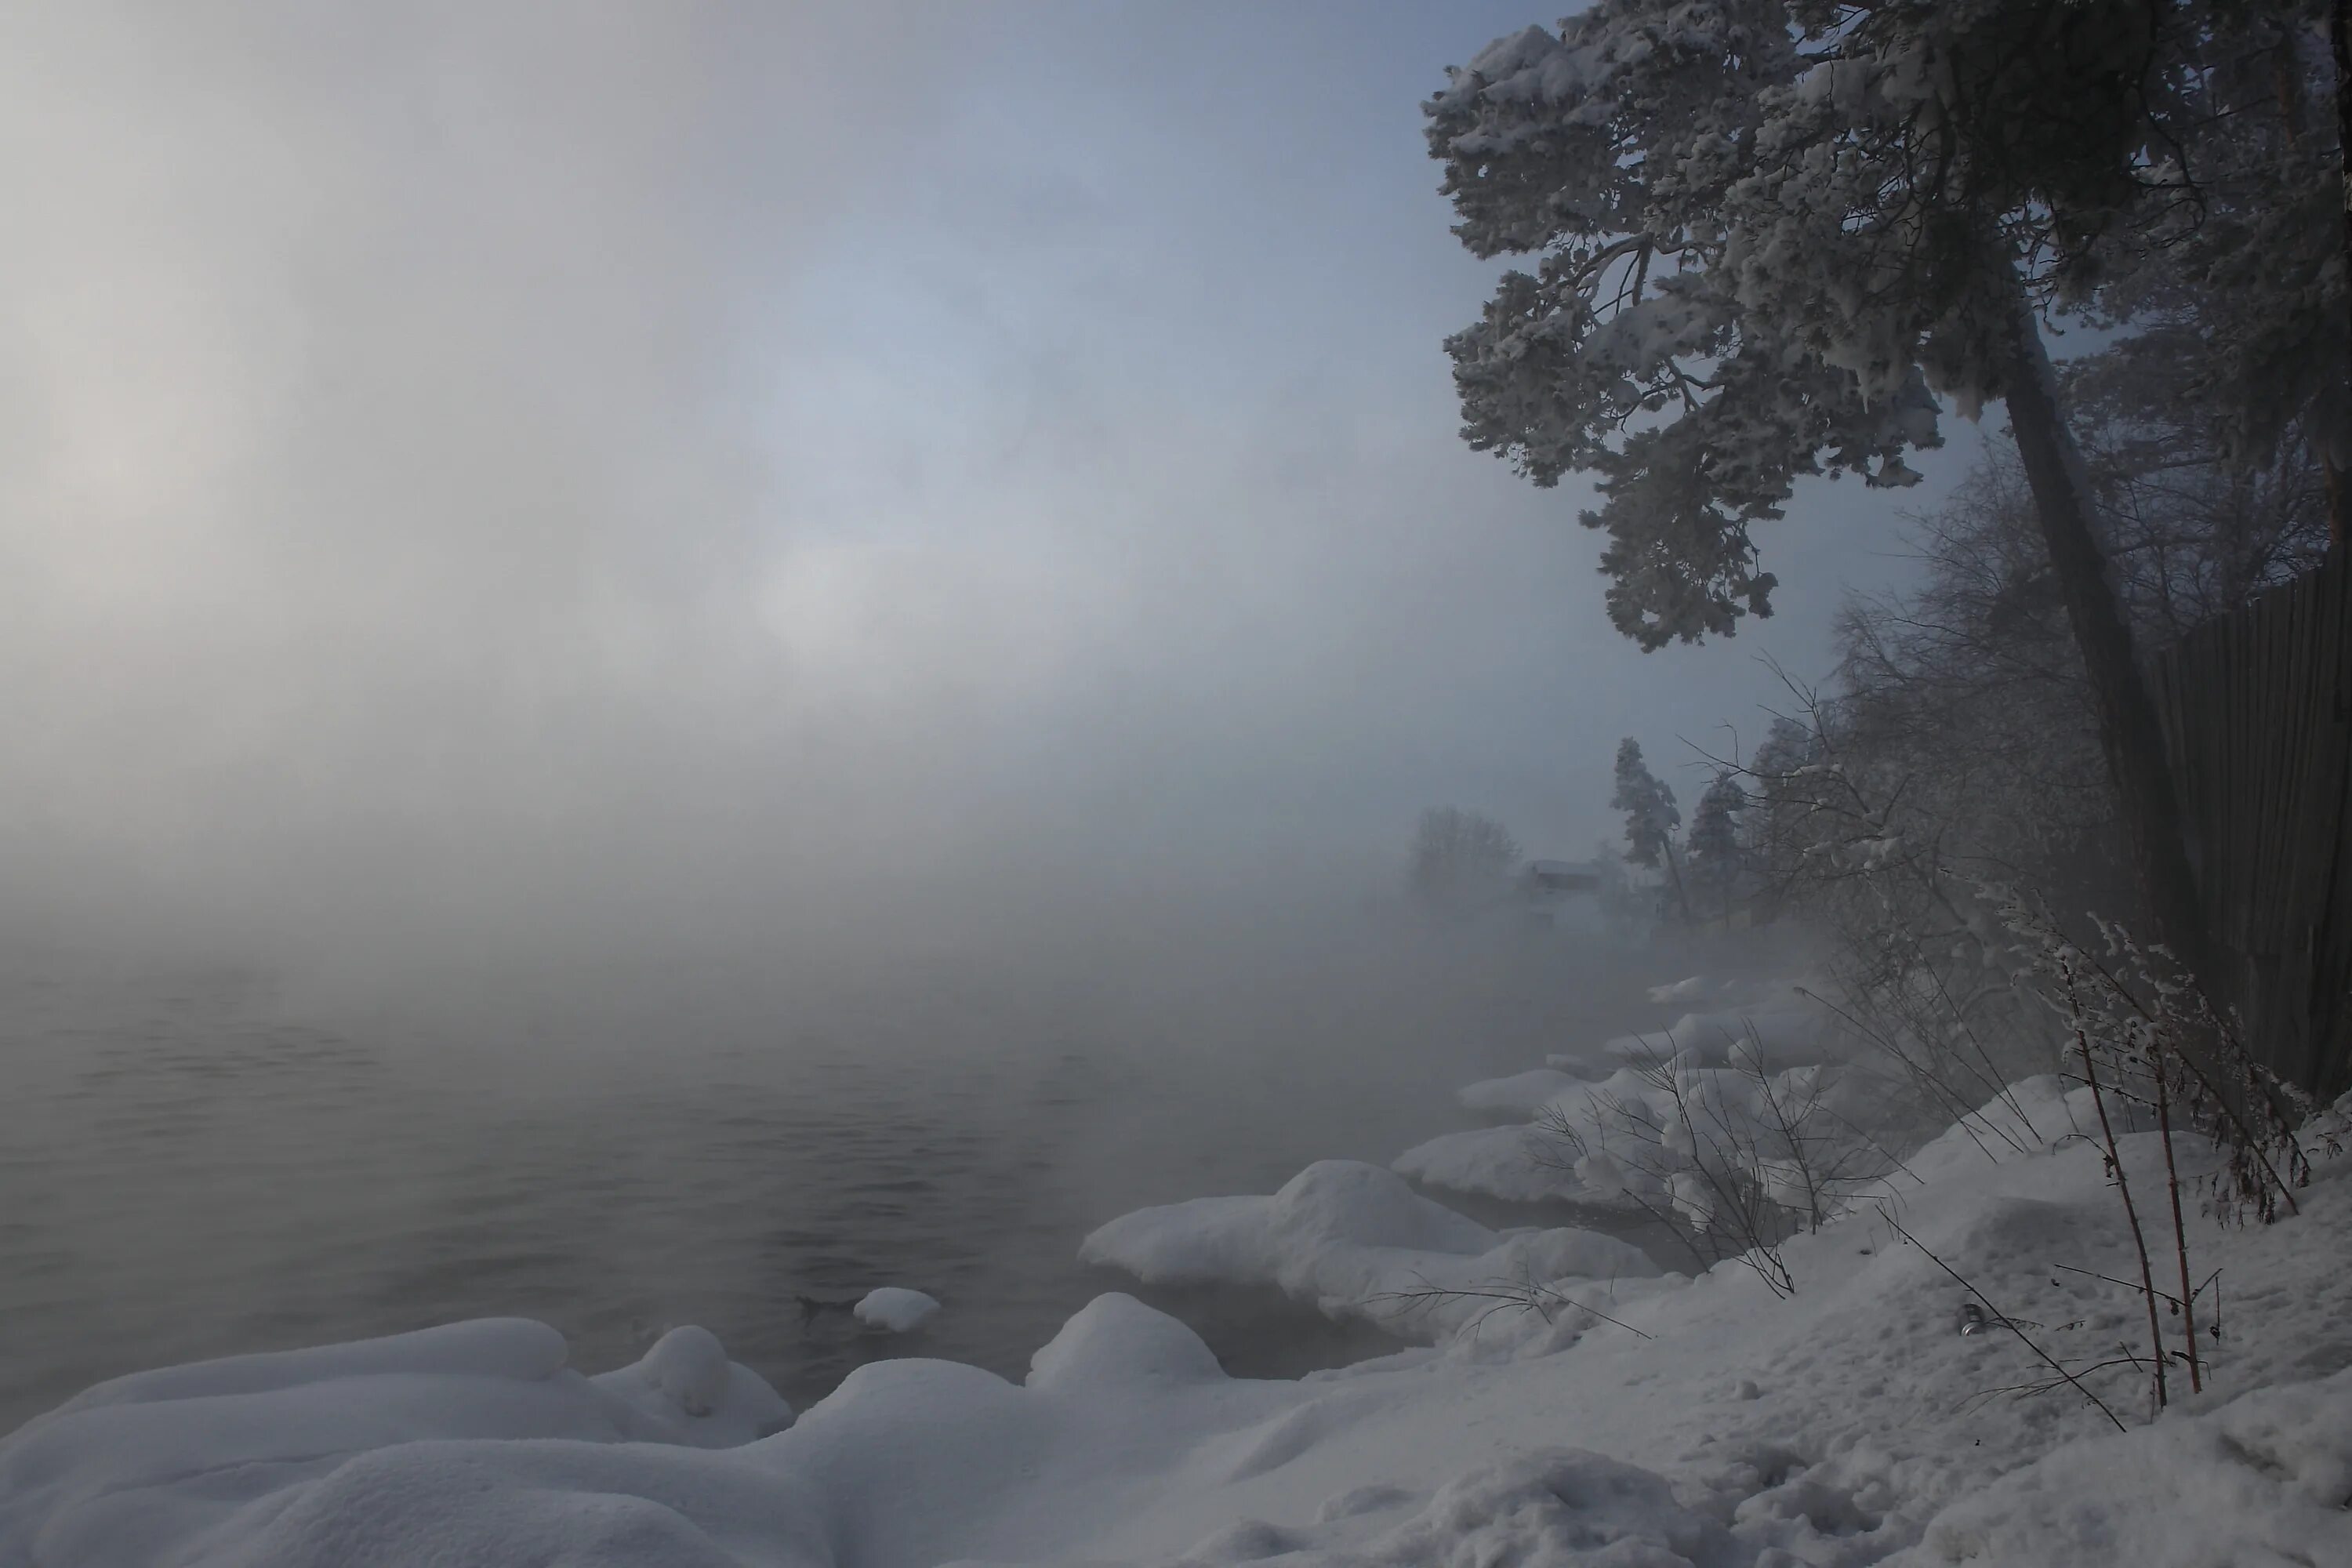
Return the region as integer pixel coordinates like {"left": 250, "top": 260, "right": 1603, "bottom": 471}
{"left": 1525, "top": 858, "right": 1602, "bottom": 893}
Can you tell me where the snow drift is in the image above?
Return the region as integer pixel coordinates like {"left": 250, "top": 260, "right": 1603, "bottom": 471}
{"left": 1078, "top": 1159, "right": 1661, "bottom": 1338}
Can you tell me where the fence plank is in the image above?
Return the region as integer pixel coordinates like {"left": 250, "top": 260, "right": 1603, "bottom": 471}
{"left": 2152, "top": 551, "right": 2352, "bottom": 1098}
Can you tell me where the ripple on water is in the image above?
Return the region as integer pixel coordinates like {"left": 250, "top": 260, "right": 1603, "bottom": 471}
{"left": 0, "top": 1000, "right": 1359, "bottom": 1431}
{"left": 0, "top": 946, "right": 1673, "bottom": 1434}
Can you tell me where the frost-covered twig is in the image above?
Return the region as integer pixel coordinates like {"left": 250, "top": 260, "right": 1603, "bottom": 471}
{"left": 1368, "top": 1273, "right": 1653, "bottom": 1343}
{"left": 2003, "top": 899, "right": 2310, "bottom": 1225}
{"left": 1533, "top": 1028, "right": 1899, "bottom": 1298}
{"left": 2058, "top": 947, "right": 2169, "bottom": 1414}
{"left": 2154, "top": 1049, "right": 2201, "bottom": 1392}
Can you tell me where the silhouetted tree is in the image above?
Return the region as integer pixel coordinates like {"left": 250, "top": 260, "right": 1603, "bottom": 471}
{"left": 1424, "top": 0, "right": 2344, "bottom": 977}
{"left": 1408, "top": 806, "right": 1521, "bottom": 919}
{"left": 1611, "top": 739, "right": 1690, "bottom": 927}
{"left": 1686, "top": 770, "right": 1750, "bottom": 927}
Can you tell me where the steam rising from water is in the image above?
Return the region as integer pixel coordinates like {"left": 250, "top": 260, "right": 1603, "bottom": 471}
{"left": 0, "top": 2, "right": 1938, "bottom": 982}
{"left": 0, "top": 5, "right": 1910, "bottom": 1442}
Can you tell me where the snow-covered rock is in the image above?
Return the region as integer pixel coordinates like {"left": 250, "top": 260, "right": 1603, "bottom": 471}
{"left": 854, "top": 1287, "right": 941, "bottom": 1334}
{"left": 1574, "top": 999, "right": 1845, "bottom": 1075}
{"left": 27, "top": 1316, "right": 570, "bottom": 1419}
{"left": 1392, "top": 1122, "right": 1578, "bottom": 1205}
{"left": 590, "top": 1324, "right": 793, "bottom": 1445}
{"left": 1407, "top": 1040, "right": 1877, "bottom": 1210}
{"left": 1027, "top": 1292, "right": 1226, "bottom": 1392}
{"left": 0, "top": 1317, "right": 797, "bottom": 1566}
{"left": 1079, "top": 1159, "right": 1658, "bottom": 1340}
{"left": 1456, "top": 1066, "right": 1587, "bottom": 1117}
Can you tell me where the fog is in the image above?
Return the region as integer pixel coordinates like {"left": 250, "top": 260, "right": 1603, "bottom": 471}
{"left": 0, "top": 2, "right": 1968, "bottom": 986}
{"left": 6, "top": 5, "right": 1888, "bottom": 1414}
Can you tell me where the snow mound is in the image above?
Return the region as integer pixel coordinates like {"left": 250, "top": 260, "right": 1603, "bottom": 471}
{"left": 589, "top": 1325, "right": 793, "bottom": 1446}
{"left": 1423, "top": 993, "right": 1866, "bottom": 1211}
{"left": 1392, "top": 1123, "right": 1572, "bottom": 1205}
{"left": 1079, "top": 1160, "right": 1657, "bottom": 1340}
{"left": 1028, "top": 1292, "right": 1226, "bottom": 1392}
{"left": 0, "top": 1318, "right": 794, "bottom": 1566}
{"left": 1406, "top": 1047, "right": 1879, "bottom": 1213}
{"left": 1457, "top": 1067, "right": 1587, "bottom": 1117}
{"left": 1901, "top": 1073, "right": 2096, "bottom": 1185}
{"left": 1581, "top": 999, "right": 1840, "bottom": 1074}
{"left": 1353, "top": 1448, "right": 1739, "bottom": 1567}
{"left": 854, "top": 1287, "right": 941, "bottom": 1333}
{"left": 31, "top": 1316, "right": 568, "bottom": 1421}
{"left": 1187, "top": 1449, "right": 1739, "bottom": 1568}
{"left": 178, "top": 1442, "right": 834, "bottom": 1568}
{"left": 1894, "top": 1366, "right": 2352, "bottom": 1566}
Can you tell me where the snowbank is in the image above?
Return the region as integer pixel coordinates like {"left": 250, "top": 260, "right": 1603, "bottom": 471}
{"left": 1412, "top": 996, "right": 1857, "bottom": 1216}
{"left": 0, "top": 1317, "right": 797, "bottom": 1567}
{"left": 1565, "top": 997, "right": 1849, "bottom": 1075}
{"left": 1405, "top": 1054, "right": 1871, "bottom": 1214}
{"left": 1392, "top": 1120, "right": 1575, "bottom": 1204}
{"left": 1079, "top": 1160, "right": 1660, "bottom": 1339}
{"left": 1170, "top": 1448, "right": 1742, "bottom": 1567}
{"left": 1455, "top": 1065, "right": 1588, "bottom": 1117}
{"left": 853, "top": 1287, "right": 941, "bottom": 1333}
{"left": 1892, "top": 1366, "right": 2352, "bottom": 1566}
{"left": 1650, "top": 975, "right": 1716, "bottom": 1004}
{"left": 589, "top": 1324, "right": 793, "bottom": 1444}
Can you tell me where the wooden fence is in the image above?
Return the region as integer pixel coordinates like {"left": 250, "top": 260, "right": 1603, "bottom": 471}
{"left": 2151, "top": 550, "right": 2352, "bottom": 1099}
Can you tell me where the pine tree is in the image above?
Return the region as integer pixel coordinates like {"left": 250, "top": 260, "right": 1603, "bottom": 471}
{"left": 1611, "top": 738, "right": 1691, "bottom": 927}
{"left": 1424, "top": 0, "right": 2345, "bottom": 975}
{"left": 1686, "top": 770, "right": 1750, "bottom": 927}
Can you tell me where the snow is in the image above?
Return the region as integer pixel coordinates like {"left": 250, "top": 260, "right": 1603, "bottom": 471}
{"left": 1027, "top": 1292, "right": 1226, "bottom": 1392}
{"left": 1650, "top": 974, "right": 1718, "bottom": 1004}
{"left": 853, "top": 1287, "right": 941, "bottom": 1333}
{"left": 1392, "top": 1120, "right": 1577, "bottom": 1204}
{"left": 1078, "top": 1160, "right": 1660, "bottom": 1340}
{"left": 1456, "top": 1065, "right": 1588, "bottom": 1116}
{"left": 1405, "top": 997, "right": 1867, "bottom": 1207}
{"left": 0, "top": 1317, "right": 797, "bottom": 1566}
{"left": 7, "top": 988, "right": 2351, "bottom": 1568}
{"left": 589, "top": 1324, "right": 793, "bottom": 1445}
{"left": 1583, "top": 999, "right": 1849, "bottom": 1072}
{"left": 1891, "top": 1367, "right": 2352, "bottom": 1566}
{"left": 29, "top": 1316, "right": 572, "bottom": 1418}
{"left": 1186, "top": 1447, "right": 1743, "bottom": 1567}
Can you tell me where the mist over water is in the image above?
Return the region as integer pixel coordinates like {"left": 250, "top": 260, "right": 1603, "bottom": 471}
{"left": 0, "top": 911, "right": 1671, "bottom": 1433}
{"left": 0, "top": 2, "right": 1909, "bottom": 1435}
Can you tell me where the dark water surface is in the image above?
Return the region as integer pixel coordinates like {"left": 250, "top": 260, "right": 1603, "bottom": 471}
{"left": 0, "top": 930, "right": 1666, "bottom": 1433}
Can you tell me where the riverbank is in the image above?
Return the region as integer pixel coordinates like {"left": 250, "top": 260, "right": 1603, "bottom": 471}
{"left": 7, "top": 957, "right": 2349, "bottom": 1566}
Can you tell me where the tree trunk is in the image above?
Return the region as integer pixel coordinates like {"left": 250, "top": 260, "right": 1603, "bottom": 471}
{"left": 2336, "top": 0, "right": 2351, "bottom": 276}
{"left": 1998, "top": 277, "right": 2210, "bottom": 981}
{"left": 2336, "top": 0, "right": 2352, "bottom": 543}
{"left": 1662, "top": 840, "right": 1696, "bottom": 931}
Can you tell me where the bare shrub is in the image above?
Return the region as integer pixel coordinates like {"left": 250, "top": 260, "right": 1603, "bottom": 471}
{"left": 1532, "top": 1025, "right": 1904, "bottom": 1298}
